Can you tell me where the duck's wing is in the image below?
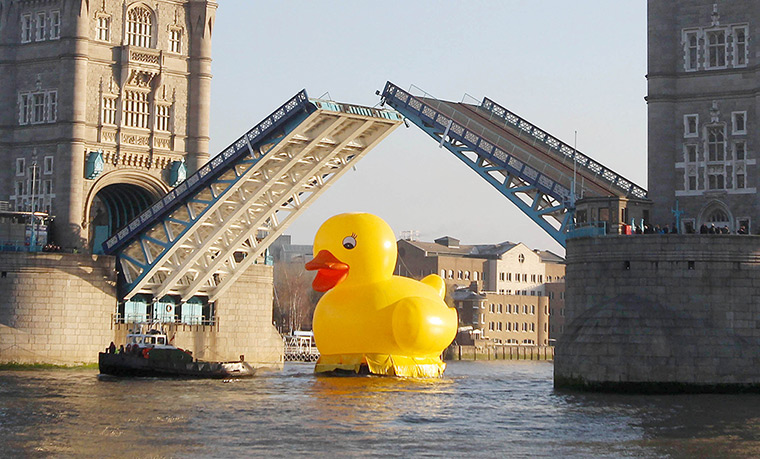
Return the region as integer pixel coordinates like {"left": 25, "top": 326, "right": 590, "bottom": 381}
{"left": 420, "top": 274, "right": 446, "bottom": 299}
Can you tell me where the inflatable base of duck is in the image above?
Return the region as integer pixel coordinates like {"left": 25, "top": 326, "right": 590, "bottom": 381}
{"left": 315, "top": 353, "right": 446, "bottom": 378}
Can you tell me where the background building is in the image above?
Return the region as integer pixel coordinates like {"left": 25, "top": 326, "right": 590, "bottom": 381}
{"left": 0, "top": 0, "right": 217, "bottom": 252}
{"left": 648, "top": 1, "right": 759, "bottom": 233}
{"left": 397, "top": 236, "right": 565, "bottom": 345}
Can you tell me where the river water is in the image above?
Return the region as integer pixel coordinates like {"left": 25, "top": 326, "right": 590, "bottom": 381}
{"left": 2, "top": 361, "right": 759, "bottom": 458}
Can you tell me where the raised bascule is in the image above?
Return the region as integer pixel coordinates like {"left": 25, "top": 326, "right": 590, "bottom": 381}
{"left": 103, "top": 91, "right": 402, "bottom": 304}
{"left": 379, "top": 82, "right": 647, "bottom": 246}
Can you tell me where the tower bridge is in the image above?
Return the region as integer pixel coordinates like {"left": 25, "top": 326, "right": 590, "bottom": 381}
{"left": 101, "top": 81, "right": 647, "bottom": 311}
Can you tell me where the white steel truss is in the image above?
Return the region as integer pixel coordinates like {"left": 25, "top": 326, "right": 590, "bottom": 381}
{"left": 118, "top": 103, "right": 401, "bottom": 302}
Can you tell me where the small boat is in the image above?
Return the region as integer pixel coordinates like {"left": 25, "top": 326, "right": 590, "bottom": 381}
{"left": 99, "top": 325, "right": 254, "bottom": 379}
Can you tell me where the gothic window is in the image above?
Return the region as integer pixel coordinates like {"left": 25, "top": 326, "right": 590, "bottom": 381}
{"left": 123, "top": 90, "right": 150, "bottom": 129}
{"left": 16, "top": 158, "right": 25, "bottom": 177}
{"left": 732, "top": 112, "right": 746, "bottom": 135}
{"left": 45, "top": 91, "right": 57, "bottom": 123}
{"left": 708, "top": 171, "right": 725, "bottom": 190}
{"left": 127, "top": 6, "right": 153, "bottom": 48}
{"left": 684, "top": 30, "right": 699, "bottom": 71}
{"left": 684, "top": 114, "right": 698, "bottom": 138}
{"left": 707, "top": 126, "right": 725, "bottom": 161}
{"left": 35, "top": 12, "right": 46, "bottom": 41}
{"left": 50, "top": 11, "right": 60, "bottom": 39}
{"left": 32, "top": 93, "right": 45, "bottom": 123}
{"left": 736, "top": 171, "right": 746, "bottom": 189}
{"left": 155, "top": 104, "right": 171, "bottom": 131}
{"left": 733, "top": 26, "right": 748, "bottom": 67}
{"left": 685, "top": 144, "right": 698, "bottom": 163}
{"left": 96, "top": 15, "right": 110, "bottom": 42}
{"left": 21, "top": 14, "right": 32, "bottom": 43}
{"left": 687, "top": 171, "right": 697, "bottom": 191}
{"left": 168, "top": 27, "right": 182, "bottom": 54}
{"left": 18, "top": 93, "right": 31, "bottom": 124}
{"left": 707, "top": 209, "right": 729, "bottom": 223}
{"left": 734, "top": 141, "right": 746, "bottom": 161}
{"left": 43, "top": 156, "right": 54, "bottom": 175}
{"left": 706, "top": 30, "right": 727, "bottom": 68}
{"left": 102, "top": 97, "right": 117, "bottom": 125}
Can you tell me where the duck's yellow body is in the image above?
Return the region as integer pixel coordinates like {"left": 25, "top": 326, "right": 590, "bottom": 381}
{"left": 306, "top": 213, "right": 458, "bottom": 377}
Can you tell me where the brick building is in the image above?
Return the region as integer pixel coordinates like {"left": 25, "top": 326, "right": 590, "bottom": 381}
{"left": 396, "top": 236, "right": 565, "bottom": 345}
{"left": 1, "top": 0, "right": 217, "bottom": 252}
{"left": 648, "top": 1, "right": 760, "bottom": 233}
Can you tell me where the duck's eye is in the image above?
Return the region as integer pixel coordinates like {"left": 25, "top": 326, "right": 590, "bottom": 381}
{"left": 342, "top": 235, "right": 357, "bottom": 250}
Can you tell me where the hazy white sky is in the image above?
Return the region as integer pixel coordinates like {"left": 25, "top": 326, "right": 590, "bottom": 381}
{"left": 208, "top": 1, "right": 648, "bottom": 255}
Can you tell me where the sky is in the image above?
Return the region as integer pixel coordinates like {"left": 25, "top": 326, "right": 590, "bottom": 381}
{"left": 208, "top": 1, "right": 648, "bottom": 255}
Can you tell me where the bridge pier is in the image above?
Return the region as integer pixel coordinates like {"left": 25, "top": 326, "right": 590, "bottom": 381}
{"left": 556, "top": 234, "right": 760, "bottom": 392}
{"left": 0, "top": 252, "right": 282, "bottom": 368}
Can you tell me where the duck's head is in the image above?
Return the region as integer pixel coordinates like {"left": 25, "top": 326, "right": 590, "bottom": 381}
{"left": 305, "top": 213, "right": 397, "bottom": 292}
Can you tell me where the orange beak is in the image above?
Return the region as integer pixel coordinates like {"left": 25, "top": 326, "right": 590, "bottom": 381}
{"left": 305, "top": 250, "right": 349, "bottom": 292}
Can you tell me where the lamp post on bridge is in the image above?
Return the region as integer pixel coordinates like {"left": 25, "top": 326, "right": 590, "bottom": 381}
{"left": 29, "top": 159, "right": 39, "bottom": 252}
{"left": 671, "top": 200, "right": 684, "bottom": 234}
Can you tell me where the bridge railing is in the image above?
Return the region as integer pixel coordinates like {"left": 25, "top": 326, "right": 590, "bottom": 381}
{"left": 480, "top": 98, "right": 647, "bottom": 200}
{"left": 382, "top": 82, "right": 572, "bottom": 203}
{"left": 103, "top": 90, "right": 312, "bottom": 255}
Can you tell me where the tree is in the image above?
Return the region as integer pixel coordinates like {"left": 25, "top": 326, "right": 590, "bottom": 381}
{"left": 273, "top": 261, "right": 319, "bottom": 333}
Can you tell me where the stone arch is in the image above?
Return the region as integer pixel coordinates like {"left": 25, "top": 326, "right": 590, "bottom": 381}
{"left": 698, "top": 199, "right": 733, "bottom": 232}
{"left": 83, "top": 170, "right": 169, "bottom": 253}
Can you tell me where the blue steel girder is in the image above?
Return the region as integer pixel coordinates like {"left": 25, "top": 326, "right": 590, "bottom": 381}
{"left": 109, "top": 91, "right": 402, "bottom": 302}
{"left": 381, "top": 82, "right": 573, "bottom": 246}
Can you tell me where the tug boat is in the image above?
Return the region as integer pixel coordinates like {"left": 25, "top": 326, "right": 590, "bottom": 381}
{"left": 98, "top": 325, "right": 254, "bottom": 379}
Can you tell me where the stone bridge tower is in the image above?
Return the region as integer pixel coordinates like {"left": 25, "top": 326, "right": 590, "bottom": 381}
{"left": 0, "top": 0, "right": 217, "bottom": 252}
{"left": 648, "top": 1, "right": 760, "bottom": 233}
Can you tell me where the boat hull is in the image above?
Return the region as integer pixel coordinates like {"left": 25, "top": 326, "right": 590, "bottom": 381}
{"left": 98, "top": 353, "right": 255, "bottom": 379}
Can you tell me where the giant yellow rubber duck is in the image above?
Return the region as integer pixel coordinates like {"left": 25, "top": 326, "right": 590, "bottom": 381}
{"left": 305, "top": 213, "right": 458, "bottom": 377}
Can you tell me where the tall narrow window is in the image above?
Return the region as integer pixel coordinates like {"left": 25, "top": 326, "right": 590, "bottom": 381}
{"left": 18, "top": 93, "right": 31, "bottom": 125}
{"left": 734, "top": 26, "right": 748, "bottom": 67}
{"left": 685, "top": 31, "right": 699, "bottom": 70}
{"left": 35, "top": 12, "right": 46, "bottom": 41}
{"left": 16, "top": 158, "right": 26, "bottom": 177}
{"left": 688, "top": 173, "right": 697, "bottom": 191}
{"left": 734, "top": 141, "right": 746, "bottom": 161}
{"left": 684, "top": 114, "right": 698, "bottom": 137}
{"left": 169, "top": 28, "right": 182, "bottom": 53}
{"left": 33, "top": 93, "right": 45, "bottom": 124}
{"left": 736, "top": 171, "right": 746, "bottom": 189}
{"left": 708, "top": 171, "right": 725, "bottom": 190}
{"left": 124, "top": 90, "right": 150, "bottom": 129}
{"left": 732, "top": 112, "right": 747, "bottom": 134}
{"left": 21, "top": 14, "right": 32, "bottom": 43}
{"left": 155, "top": 104, "right": 170, "bottom": 131}
{"left": 707, "top": 30, "right": 726, "bottom": 68}
{"left": 43, "top": 156, "right": 54, "bottom": 175}
{"left": 96, "top": 15, "right": 110, "bottom": 41}
{"left": 102, "top": 97, "right": 117, "bottom": 125}
{"left": 45, "top": 91, "right": 57, "bottom": 123}
{"left": 707, "top": 126, "right": 725, "bottom": 161}
{"left": 127, "top": 7, "right": 153, "bottom": 48}
{"left": 50, "top": 10, "right": 60, "bottom": 39}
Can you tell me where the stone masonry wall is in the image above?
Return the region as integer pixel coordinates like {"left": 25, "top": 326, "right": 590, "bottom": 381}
{"left": 556, "top": 234, "right": 760, "bottom": 391}
{"left": 0, "top": 253, "right": 117, "bottom": 365}
{"left": 0, "top": 253, "right": 283, "bottom": 368}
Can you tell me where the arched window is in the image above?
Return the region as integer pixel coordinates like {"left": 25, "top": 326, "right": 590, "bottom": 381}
{"left": 127, "top": 6, "right": 153, "bottom": 48}
{"left": 707, "top": 209, "right": 728, "bottom": 223}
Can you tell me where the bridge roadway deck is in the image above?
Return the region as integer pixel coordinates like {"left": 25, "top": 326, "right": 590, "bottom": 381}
{"left": 418, "top": 97, "right": 624, "bottom": 200}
